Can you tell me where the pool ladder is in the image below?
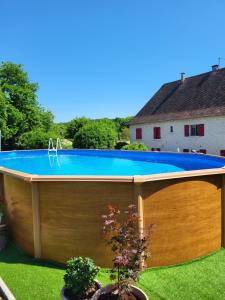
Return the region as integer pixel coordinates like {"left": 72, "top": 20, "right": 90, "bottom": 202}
{"left": 48, "top": 138, "right": 62, "bottom": 156}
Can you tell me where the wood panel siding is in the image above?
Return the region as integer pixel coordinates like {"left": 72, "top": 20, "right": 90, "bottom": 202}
{"left": 2, "top": 173, "right": 223, "bottom": 268}
{"left": 4, "top": 175, "right": 34, "bottom": 255}
{"left": 221, "top": 175, "right": 225, "bottom": 247}
{"left": 39, "top": 181, "right": 135, "bottom": 266}
{"left": 0, "top": 174, "right": 4, "bottom": 202}
{"left": 142, "top": 175, "right": 222, "bottom": 267}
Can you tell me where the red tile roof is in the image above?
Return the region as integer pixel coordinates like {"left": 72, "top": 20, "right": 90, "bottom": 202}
{"left": 130, "top": 67, "right": 225, "bottom": 125}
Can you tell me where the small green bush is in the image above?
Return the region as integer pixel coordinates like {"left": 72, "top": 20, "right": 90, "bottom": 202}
{"left": 17, "top": 130, "right": 57, "bottom": 149}
{"left": 122, "top": 142, "right": 148, "bottom": 151}
{"left": 64, "top": 257, "right": 100, "bottom": 297}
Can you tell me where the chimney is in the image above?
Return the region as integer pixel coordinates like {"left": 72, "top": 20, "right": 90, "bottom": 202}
{"left": 180, "top": 72, "right": 185, "bottom": 83}
{"left": 211, "top": 64, "right": 219, "bottom": 71}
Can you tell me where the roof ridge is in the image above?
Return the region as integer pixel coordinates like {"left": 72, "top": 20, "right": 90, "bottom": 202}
{"left": 164, "top": 67, "right": 225, "bottom": 86}
{"left": 130, "top": 66, "right": 225, "bottom": 125}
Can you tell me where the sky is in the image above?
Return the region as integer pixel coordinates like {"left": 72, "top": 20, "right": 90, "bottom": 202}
{"left": 1, "top": 1, "right": 225, "bottom": 122}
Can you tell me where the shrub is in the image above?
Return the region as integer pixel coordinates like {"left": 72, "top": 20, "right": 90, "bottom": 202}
{"left": 64, "top": 257, "right": 100, "bottom": 298}
{"left": 122, "top": 142, "right": 148, "bottom": 151}
{"left": 65, "top": 117, "right": 91, "bottom": 139}
{"left": 102, "top": 204, "right": 154, "bottom": 297}
{"left": 73, "top": 121, "right": 118, "bottom": 149}
{"left": 17, "top": 130, "right": 57, "bottom": 149}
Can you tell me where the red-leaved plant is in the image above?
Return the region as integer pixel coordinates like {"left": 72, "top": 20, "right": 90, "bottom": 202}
{"left": 102, "top": 204, "right": 154, "bottom": 299}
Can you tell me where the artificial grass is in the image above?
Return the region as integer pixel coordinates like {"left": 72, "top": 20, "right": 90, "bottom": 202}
{"left": 0, "top": 244, "right": 225, "bottom": 300}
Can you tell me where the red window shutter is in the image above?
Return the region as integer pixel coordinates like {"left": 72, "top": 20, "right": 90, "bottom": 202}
{"left": 184, "top": 125, "right": 189, "bottom": 137}
{"left": 154, "top": 127, "right": 161, "bottom": 139}
{"left": 153, "top": 127, "right": 157, "bottom": 139}
{"left": 220, "top": 150, "right": 225, "bottom": 157}
{"left": 157, "top": 127, "right": 161, "bottom": 139}
{"left": 198, "top": 124, "right": 204, "bottom": 136}
{"left": 136, "top": 128, "right": 142, "bottom": 139}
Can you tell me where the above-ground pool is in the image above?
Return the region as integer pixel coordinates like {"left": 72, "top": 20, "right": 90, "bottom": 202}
{"left": 0, "top": 149, "right": 225, "bottom": 267}
{"left": 0, "top": 149, "right": 225, "bottom": 176}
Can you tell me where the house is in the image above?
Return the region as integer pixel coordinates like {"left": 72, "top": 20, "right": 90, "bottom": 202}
{"left": 129, "top": 65, "right": 225, "bottom": 156}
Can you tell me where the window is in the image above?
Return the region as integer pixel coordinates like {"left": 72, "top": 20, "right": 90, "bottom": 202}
{"left": 220, "top": 150, "right": 225, "bottom": 157}
{"left": 151, "top": 148, "right": 160, "bottom": 151}
{"left": 199, "top": 149, "right": 207, "bottom": 154}
{"left": 170, "top": 126, "right": 173, "bottom": 133}
{"left": 136, "top": 128, "right": 142, "bottom": 139}
{"left": 184, "top": 124, "right": 204, "bottom": 137}
{"left": 183, "top": 149, "right": 189, "bottom": 153}
{"left": 153, "top": 127, "right": 161, "bottom": 139}
{"left": 191, "top": 125, "right": 197, "bottom": 136}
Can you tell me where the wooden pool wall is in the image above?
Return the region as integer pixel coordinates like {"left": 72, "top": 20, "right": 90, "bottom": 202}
{"left": 0, "top": 166, "right": 225, "bottom": 267}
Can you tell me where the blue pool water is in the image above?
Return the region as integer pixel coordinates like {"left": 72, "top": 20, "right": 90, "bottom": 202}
{"left": 0, "top": 149, "right": 225, "bottom": 176}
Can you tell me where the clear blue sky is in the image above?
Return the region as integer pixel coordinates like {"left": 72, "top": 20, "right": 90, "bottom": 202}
{"left": 1, "top": 1, "right": 225, "bottom": 122}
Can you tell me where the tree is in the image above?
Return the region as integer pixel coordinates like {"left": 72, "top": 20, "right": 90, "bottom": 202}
{"left": 51, "top": 122, "right": 67, "bottom": 138}
{"left": 0, "top": 88, "right": 24, "bottom": 149}
{"left": 113, "top": 116, "right": 133, "bottom": 141}
{"left": 0, "top": 62, "right": 54, "bottom": 149}
{"left": 17, "top": 129, "right": 57, "bottom": 150}
{"left": 39, "top": 109, "right": 54, "bottom": 132}
{"left": 65, "top": 117, "right": 91, "bottom": 139}
{"left": 73, "top": 121, "right": 118, "bottom": 149}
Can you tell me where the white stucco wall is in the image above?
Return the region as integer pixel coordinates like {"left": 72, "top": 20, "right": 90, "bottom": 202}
{"left": 130, "top": 116, "right": 225, "bottom": 155}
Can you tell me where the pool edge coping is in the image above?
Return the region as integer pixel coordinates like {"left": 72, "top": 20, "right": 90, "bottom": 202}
{"left": 0, "top": 166, "right": 225, "bottom": 183}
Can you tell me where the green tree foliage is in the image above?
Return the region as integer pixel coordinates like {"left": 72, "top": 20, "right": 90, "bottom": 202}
{"left": 113, "top": 116, "right": 132, "bottom": 141}
{"left": 51, "top": 123, "right": 67, "bottom": 138}
{"left": 0, "top": 62, "right": 54, "bottom": 149}
{"left": 66, "top": 116, "right": 132, "bottom": 149}
{"left": 65, "top": 117, "right": 91, "bottom": 139}
{"left": 39, "top": 110, "right": 54, "bottom": 132}
{"left": 122, "top": 142, "right": 148, "bottom": 151}
{"left": 17, "top": 130, "right": 58, "bottom": 150}
{"left": 73, "top": 121, "right": 118, "bottom": 149}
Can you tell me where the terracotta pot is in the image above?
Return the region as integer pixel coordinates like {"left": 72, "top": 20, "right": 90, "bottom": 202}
{"left": 61, "top": 280, "right": 102, "bottom": 300}
{"left": 91, "top": 284, "right": 148, "bottom": 300}
{"left": 0, "top": 224, "right": 7, "bottom": 251}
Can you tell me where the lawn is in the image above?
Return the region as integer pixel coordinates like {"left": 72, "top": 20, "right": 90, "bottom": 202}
{"left": 0, "top": 244, "right": 225, "bottom": 300}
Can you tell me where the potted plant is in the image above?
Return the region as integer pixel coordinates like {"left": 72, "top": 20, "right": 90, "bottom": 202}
{"left": 61, "top": 257, "right": 101, "bottom": 300}
{"left": 92, "top": 204, "right": 154, "bottom": 300}
{"left": 0, "top": 202, "right": 7, "bottom": 251}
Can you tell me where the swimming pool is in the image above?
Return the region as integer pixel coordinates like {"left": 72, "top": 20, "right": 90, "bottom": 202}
{"left": 1, "top": 149, "right": 225, "bottom": 268}
{"left": 0, "top": 149, "right": 225, "bottom": 176}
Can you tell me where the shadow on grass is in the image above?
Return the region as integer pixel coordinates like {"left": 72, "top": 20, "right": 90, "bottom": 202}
{"left": 0, "top": 242, "right": 65, "bottom": 271}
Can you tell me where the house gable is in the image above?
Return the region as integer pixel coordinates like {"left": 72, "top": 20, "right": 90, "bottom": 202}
{"left": 130, "top": 67, "right": 225, "bottom": 125}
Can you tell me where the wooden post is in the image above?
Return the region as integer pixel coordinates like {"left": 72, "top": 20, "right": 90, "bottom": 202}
{"left": 31, "top": 182, "right": 41, "bottom": 258}
{"left": 0, "top": 173, "right": 4, "bottom": 202}
{"left": 222, "top": 175, "right": 225, "bottom": 248}
{"left": 135, "top": 183, "right": 144, "bottom": 239}
{"left": 134, "top": 182, "right": 144, "bottom": 269}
